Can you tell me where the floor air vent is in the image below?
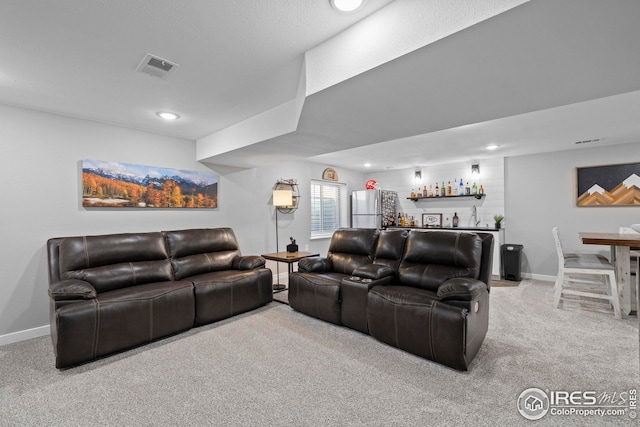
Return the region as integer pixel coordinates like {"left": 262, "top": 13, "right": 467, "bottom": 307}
{"left": 136, "top": 53, "right": 180, "bottom": 80}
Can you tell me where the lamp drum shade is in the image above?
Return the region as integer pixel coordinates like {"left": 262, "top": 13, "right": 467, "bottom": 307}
{"left": 273, "top": 190, "right": 293, "bottom": 207}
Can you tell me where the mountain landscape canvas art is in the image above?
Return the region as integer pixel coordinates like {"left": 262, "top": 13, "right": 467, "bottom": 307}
{"left": 576, "top": 162, "right": 640, "bottom": 206}
{"left": 82, "top": 159, "right": 218, "bottom": 208}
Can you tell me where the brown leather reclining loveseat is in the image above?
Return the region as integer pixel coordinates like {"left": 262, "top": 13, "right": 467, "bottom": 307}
{"left": 47, "top": 228, "right": 272, "bottom": 368}
{"left": 288, "top": 228, "right": 493, "bottom": 371}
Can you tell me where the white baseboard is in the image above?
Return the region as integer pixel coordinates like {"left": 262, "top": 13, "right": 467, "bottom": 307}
{"left": 493, "top": 273, "right": 555, "bottom": 282}
{"left": 523, "top": 272, "right": 556, "bottom": 282}
{"left": 0, "top": 325, "right": 50, "bottom": 346}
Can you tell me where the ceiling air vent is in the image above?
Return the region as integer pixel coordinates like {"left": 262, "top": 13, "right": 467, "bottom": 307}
{"left": 574, "top": 138, "right": 602, "bottom": 145}
{"left": 136, "top": 53, "right": 180, "bottom": 80}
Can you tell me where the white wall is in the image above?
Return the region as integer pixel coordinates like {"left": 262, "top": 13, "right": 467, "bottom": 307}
{"left": 0, "top": 103, "right": 364, "bottom": 343}
{"left": 0, "top": 104, "right": 229, "bottom": 341}
{"left": 505, "top": 140, "right": 640, "bottom": 277}
{"left": 218, "top": 161, "right": 365, "bottom": 277}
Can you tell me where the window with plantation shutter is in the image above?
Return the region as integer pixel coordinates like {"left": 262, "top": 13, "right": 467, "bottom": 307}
{"left": 310, "top": 180, "right": 347, "bottom": 239}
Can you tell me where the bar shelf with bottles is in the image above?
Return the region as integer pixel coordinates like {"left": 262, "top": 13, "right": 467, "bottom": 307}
{"left": 407, "top": 194, "right": 485, "bottom": 201}
{"left": 407, "top": 180, "right": 485, "bottom": 201}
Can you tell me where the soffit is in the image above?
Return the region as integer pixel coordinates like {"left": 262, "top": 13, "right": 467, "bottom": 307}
{"left": 201, "top": 0, "right": 640, "bottom": 170}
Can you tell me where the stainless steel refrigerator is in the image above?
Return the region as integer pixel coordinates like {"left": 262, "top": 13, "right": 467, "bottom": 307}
{"left": 351, "top": 190, "right": 398, "bottom": 229}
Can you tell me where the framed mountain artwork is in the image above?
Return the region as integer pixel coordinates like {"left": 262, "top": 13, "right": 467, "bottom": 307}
{"left": 576, "top": 162, "right": 640, "bottom": 206}
{"left": 82, "top": 159, "right": 218, "bottom": 208}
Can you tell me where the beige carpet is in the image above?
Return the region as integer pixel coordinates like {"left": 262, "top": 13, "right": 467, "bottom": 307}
{"left": 0, "top": 279, "right": 637, "bottom": 426}
{"left": 272, "top": 289, "right": 289, "bottom": 304}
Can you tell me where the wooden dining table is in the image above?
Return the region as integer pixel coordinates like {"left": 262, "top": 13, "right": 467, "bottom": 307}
{"left": 580, "top": 232, "right": 640, "bottom": 317}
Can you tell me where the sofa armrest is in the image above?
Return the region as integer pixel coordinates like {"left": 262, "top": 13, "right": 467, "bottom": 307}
{"left": 437, "top": 278, "right": 487, "bottom": 302}
{"left": 48, "top": 279, "right": 97, "bottom": 301}
{"left": 352, "top": 264, "right": 395, "bottom": 280}
{"left": 233, "top": 255, "right": 266, "bottom": 270}
{"left": 298, "top": 257, "right": 332, "bottom": 273}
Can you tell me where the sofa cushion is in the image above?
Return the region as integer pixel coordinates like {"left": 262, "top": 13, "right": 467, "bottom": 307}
{"left": 53, "top": 280, "right": 195, "bottom": 368}
{"left": 373, "top": 229, "right": 408, "bottom": 271}
{"left": 165, "top": 228, "right": 242, "bottom": 280}
{"left": 298, "top": 257, "right": 333, "bottom": 273}
{"left": 164, "top": 228, "right": 240, "bottom": 258}
{"left": 232, "top": 255, "right": 266, "bottom": 270}
{"left": 187, "top": 269, "right": 273, "bottom": 326}
{"left": 58, "top": 232, "right": 168, "bottom": 272}
{"left": 367, "top": 284, "right": 471, "bottom": 371}
{"left": 327, "top": 228, "right": 379, "bottom": 274}
{"left": 352, "top": 264, "right": 395, "bottom": 280}
{"left": 288, "top": 272, "right": 348, "bottom": 325}
{"left": 437, "top": 278, "right": 487, "bottom": 302}
{"left": 58, "top": 232, "right": 172, "bottom": 293}
{"left": 61, "top": 260, "right": 173, "bottom": 294}
{"left": 48, "top": 279, "right": 97, "bottom": 301}
{"left": 398, "top": 231, "right": 482, "bottom": 292}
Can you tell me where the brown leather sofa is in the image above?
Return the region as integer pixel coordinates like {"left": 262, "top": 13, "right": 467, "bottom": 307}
{"left": 289, "top": 228, "right": 493, "bottom": 371}
{"left": 47, "top": 228, "right": 272, "bottom": 368}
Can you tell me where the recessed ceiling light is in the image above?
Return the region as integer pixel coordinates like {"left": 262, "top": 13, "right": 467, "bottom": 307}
{"left": 330, "top": 0, "right": 366, "bottom": 13}
{"left": 485, "top": 144, "right": 500, "bottom": 150}
{"left": 363, "top": 162, "right": 372, "bottom": 167}
{"left": 156, "top": 111, "right": 180, "bottom": 121}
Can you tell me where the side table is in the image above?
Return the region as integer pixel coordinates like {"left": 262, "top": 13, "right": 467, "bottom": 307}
{"left": 261, "top": 251, "right": 319, "bottom": 292}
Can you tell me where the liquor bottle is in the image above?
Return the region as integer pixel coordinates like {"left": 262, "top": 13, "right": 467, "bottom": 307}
{"left": 452, "top": 179, "right": 458, "bottom": 196}
{"left": 441, "top": 182, "right": 445, "bottom": 197}
{"left": 435, "top": 183, "right": 439, "bottom": 196}
{"left": 465, "top": 182, "right": 471, "bottom": 195}
{"left": 472, "top": 182, "right": 478, "bottom": 195}
{"left": 411, "top": 189, "right": 416, "bottom": 198}
{"left": 479, "top": 185, "right": 485, "bottom": 195}
{"left": 453, "top": 212, "right": 459, "bottom": 227}
{"left": 422, "top": 185, "right": 427, "bottom": 198}
{"left": 459, "top": 179, "right": 464, "bottom": 196}
{"left": 446, "top": 181, "right": 452, "bottom": 196}
{"left": 429, "top": 185, "right": 433, "bottom": 197}
{"left": 397, "top": 213, "right": 402, "bottom": 226}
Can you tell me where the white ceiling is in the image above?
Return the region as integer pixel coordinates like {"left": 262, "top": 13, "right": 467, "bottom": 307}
{"left": 2, "top": 0, "right": 640, "bottom": 173}
{"left": 0, "top": 0, "right": 394, "bottom": 139}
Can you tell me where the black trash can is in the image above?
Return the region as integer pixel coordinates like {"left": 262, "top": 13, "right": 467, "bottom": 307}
{"left": 501, "top": 244, "right": 523, "bottom": 281}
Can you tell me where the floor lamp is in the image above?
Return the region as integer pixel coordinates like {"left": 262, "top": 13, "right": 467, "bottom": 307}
{"left": 272, "top": 189, "right": 293, "bottom": 290}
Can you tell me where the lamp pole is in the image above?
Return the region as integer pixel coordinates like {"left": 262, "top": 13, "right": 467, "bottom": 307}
{"left": 272, "top": 189, "right": 292, "bottom": 291}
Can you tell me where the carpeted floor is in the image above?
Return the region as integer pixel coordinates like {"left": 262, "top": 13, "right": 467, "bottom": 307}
{"left": 0, "top": 279, "right": 638, "bottom": 426}
{"left": 272, "top": 289, "right": 289, "bottom": 304}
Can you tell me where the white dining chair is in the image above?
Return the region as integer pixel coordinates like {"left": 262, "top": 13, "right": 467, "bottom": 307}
{"left": 552, "top": 227, "right": 621, "bottom": 319}
{"left": 619, "top": 227, "right": 640, "bottom": 306}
